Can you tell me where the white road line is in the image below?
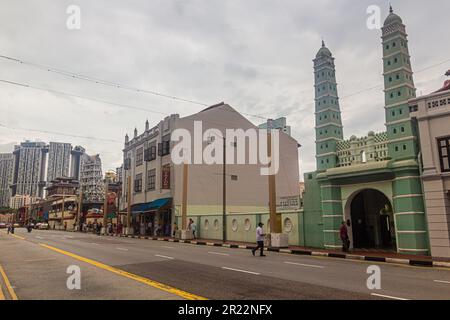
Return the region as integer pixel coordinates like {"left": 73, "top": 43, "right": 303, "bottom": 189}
{"left": 35, "top": 236, "right": 44, "bottom": 239}
{"left": 116, "top": 247, "right": 129, "bottom": 251}
{"left": 155, "top": 254, "right": 174, "bottom": 260}
{"left": 90, "top": 242, "right": 99, "bottom": 245}
{"left": 370, "top": 293, "right": 410, "bottom": 300}
{"left": 208, "top": 252, "right": 230, "bottom": 256}
{"left": 222, "top": 267, "right": 260, "bottom": 275}
{"left": 284, "top": 261, "right": 324, "bottom": 269}
{"left": 434, "top": 280, "right": 450, "bottom": 284}
{"left": 162, "top": 246, "right": 175, "bottom": 249}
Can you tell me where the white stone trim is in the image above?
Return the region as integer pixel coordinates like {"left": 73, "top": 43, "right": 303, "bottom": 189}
{"left": 385, "top": 118, "right": 414, "bottom": 126}
{"left": 388, "top": 135, "right": 417, "bottom": 143}
{"left": 394, "top": 211, "right": 425, "bottom": 216}
{"left": 385, "top": 100, "right": 409, "bottom": 109}
{"left": 321, "top": 185, "right": 341, "bottom": 188}
{"left": 315, "top": 137, "right": 342, "bottom": 143}
{"left": 393, "top": 194, "right": 423, "bottom": 199}
{"left": 383, "top": 66, "right": 413, "bottom": 76}
{"left": 321, "top": 200, "right": 342, "bottom": 203}
{"left": 322, "top": 215, "right": 343, "bottom": 218}
{"left": 315, "top": 123, "right": 343, "bottom": 129}
{"left": 316, "top": 152, "right": 337, "bottom": 158}
{"left": 323, "top": 244, "right": 341, "bottom": 249}
{"left": 383, "top": 82, "right": 416, "bottom": 92}
{"left": 396, "top": 230, "right": 427, "bottom": 234}
{"left": 394, "top": 176, "right": 420, "bottom": 181}
{"left": 398, "top": 247, "right": 429, "bottom": 252}
{"left": 323, "top": 230, "right": 339, "bottom": 233}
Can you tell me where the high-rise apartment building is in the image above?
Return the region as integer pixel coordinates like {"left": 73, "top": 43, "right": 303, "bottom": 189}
{"left": 11, "top": 141, "right": 48, "bottom": 198}
{"left": 0, "top": 153, "right": 14, "bottom": 208}
{"left": 46, "top": 142, "right": 72, "bottom": 182}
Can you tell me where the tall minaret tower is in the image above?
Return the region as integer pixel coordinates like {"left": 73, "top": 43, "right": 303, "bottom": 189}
{"left": 382, "top": 6, "right": 418, "bottom": 160}
{"left": 313, "top": 40, "right": 344, "bottom": 172}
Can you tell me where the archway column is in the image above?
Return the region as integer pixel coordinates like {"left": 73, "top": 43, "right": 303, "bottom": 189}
{"left": 392, "top": 172, "right": 429, "bottom": 255}
{"left": 320, "top": 183, "right": 343, "bottom": 249}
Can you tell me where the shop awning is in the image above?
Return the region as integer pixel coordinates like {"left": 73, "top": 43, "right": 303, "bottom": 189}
{"left": 132, "top": 198, "right": 172, "bottom": 215}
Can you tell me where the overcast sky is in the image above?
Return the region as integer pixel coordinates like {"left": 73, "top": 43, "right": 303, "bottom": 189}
{"left": 1, "top": 0, "right": 449, "bottom": 178}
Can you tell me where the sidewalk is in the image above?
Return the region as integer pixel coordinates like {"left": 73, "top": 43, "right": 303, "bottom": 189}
{"left": 100, "top": 232, "right": 450, "bottom": 269}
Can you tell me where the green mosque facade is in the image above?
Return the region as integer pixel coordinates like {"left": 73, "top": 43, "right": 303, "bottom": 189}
{"left": 303, "top": 7, "right": 430, "bottom": 255}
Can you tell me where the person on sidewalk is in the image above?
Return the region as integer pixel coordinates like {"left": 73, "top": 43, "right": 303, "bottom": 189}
{"left": 252, "top": 222, "right": 266, "bottom": 257}
{"left": 191, "top": 219, "right": 197, "bottom": 239}
{"left": 340, "top": 221, "right": 350, "bottom": 252}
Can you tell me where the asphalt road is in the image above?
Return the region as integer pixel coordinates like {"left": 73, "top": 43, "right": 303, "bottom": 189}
{"left": 1, "top": 228, "right": 450, "bottom": 300}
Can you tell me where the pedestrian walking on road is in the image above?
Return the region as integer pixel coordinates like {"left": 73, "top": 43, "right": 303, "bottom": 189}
{"left": 252, "top": 222, "right": 266, "bottom": 257}
{"left": 340, "top": 221, "right": 350, "bottom": 252}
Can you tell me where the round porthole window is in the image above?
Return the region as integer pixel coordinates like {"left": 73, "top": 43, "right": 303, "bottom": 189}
{"left": 213, "top": 219, "right": 219, "bottom": 230}
{"left": 231, "top": 219, "right": 238, "bottom": 232}
{"left": 284, "top": 218, "right": 293, "bottom": 233}
{"left": 204, "top": 219, "right": 209, "bottom": 231}
{"left": 244, "top": 219, "right": 251, "bottom": 231}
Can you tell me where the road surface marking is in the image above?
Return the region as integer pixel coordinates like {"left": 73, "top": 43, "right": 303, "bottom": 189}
{"left": 208, "top": 252, "right": 230, "bottom": 256}
{"left": 222, "top": 267, "right": 260, "bottom": 275}
{"left": 38, "top": 243, "right": 206, "bottom": 300}
{"left": 116, "top": 247, "right": 129, "bottom": 251}
{"left": 284, "top": 261, "right": 324, "bottom": 269}
{"left": 370, "top": 293, "right": 409, "bottom": 300}
{"left": 36, "top": 236, "right": 44, "bottom": 239}
{"left": 90, "top": 243, "right": 99, "bottom": 245}
{"left": 155, "top": 254, "right": 174, "bottom": 260}
{"left": 0, "top": 265, "right": 18, "bottom": 300}
{"left": 0, "top": 284, "right": 4, "bottom": 300}
{"left": 162, "top": 246, "right": 175, "bottom": 249}
{"left": 434, "top": 280, "right": 450, "bottom": 284}
{"left": 10, "top": 234, "right": 25, "bottom": 240}
{"left": 24, "top": 258, "right": 56, "bottom": 263}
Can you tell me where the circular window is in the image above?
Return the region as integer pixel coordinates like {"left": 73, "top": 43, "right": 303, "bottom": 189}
{"left": 231, "top": 219, "right": 238, "bottom": 232}
{"left": 213, "top": 219, "right": 219, "bottom": 230}
{"left": 204, "top": 219, "right": 209, "bottom": 231}
{"left": 284, "top": 218, "right": 293, "bottom": 233}
{"left": 244, "top": 219, "right": 251, "bottom": 231}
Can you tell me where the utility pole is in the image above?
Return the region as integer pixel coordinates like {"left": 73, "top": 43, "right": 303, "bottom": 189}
{"left": 76, "top": 187, "right": 82, "bottom": 231}
{"left": 103, "top": 180, "right": 109, "bottom": 233}
{"left": 61, "top": 192, "right": 65, "bottom": 231}
{"left": 182, "top": 163, "right": 188, "bottom": 231}
{"left": 267, "top": 121, "right": 281, "bottom": 234}
{"left": 126, "top": 175, "right": 131, "bottom": 234}
{"left": 222, "top": 136, "right": 227, "bottom": 243}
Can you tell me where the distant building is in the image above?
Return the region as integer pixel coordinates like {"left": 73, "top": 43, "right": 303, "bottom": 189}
{"left": 105, "top": 170, "right": 118, "bottom": 183}
{"left": 258, "top": 117, "right": 292, "bottom": 136}
{"left": 11, "top": 141, "right": 48, "bottom": 198}
{"left": 46, "top": 142, "right": 72, "bottom": 183}
{"left": 70, "top": 146, "right": 86, "bottom": 181}
{"left": 46, "top": 177, "right": 80, "bottom": 230}
{"left": 80, "top": 154, "right": 104, "bottom": 205}
{"left": 9, "top": 194, "right": 41, "bottom": 210}
{"left": 0, "top": 153, "right": 14, "bottom": 208}
{"left": 409, "top": 78, "right": 450, "bottom": 258}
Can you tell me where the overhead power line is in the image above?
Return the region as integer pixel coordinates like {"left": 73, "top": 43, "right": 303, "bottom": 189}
{"left": 0, "top": 122, "right": 122, "bottom": 144}
{"left": 0, "top": 54, "right": 209, "bottom": 107}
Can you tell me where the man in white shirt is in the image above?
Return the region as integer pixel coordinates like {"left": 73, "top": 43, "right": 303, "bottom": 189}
{"left": 252, "top": 222, "right": 266, "bottom": 257}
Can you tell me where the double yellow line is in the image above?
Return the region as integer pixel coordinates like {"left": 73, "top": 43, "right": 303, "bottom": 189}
{"left": 0, "top": 265, "right": 18, "bottom": 300}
